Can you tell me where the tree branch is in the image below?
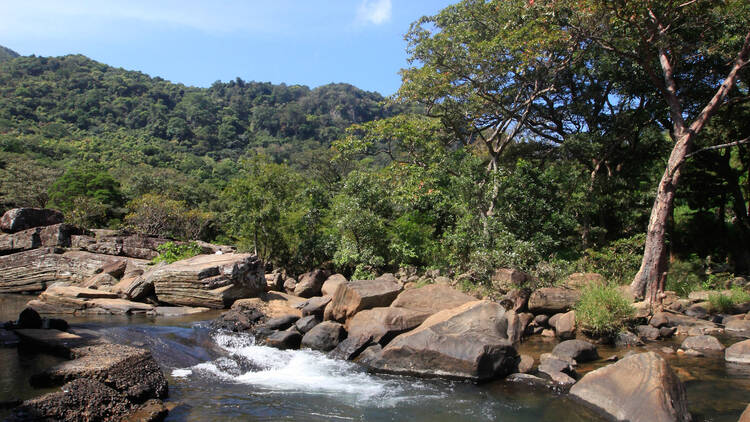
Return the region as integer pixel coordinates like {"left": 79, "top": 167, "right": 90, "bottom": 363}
{"left": 685, "top": 136, "right": 750, "bottom": 158}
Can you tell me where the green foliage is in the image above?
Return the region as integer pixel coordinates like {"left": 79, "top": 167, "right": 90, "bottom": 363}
{"left": 708, "top": 287, "right": 750, "bottom": 313}
{"left": 575, "top": 234, "right": 646, "bottom": 285}
{"left": 575, "top": 284, "right": 635, "bottom": 337}
{"left": 124, "top": 193, "right": 212, "bottom": 240}
{"left": 47, "top": 166, "right": 124, "bottom": 226}
{"left": 666, "top": 256, "right": 705, "bottom": 297}
{"left": 152, "top": 241, "right": 203, "bottom": 264}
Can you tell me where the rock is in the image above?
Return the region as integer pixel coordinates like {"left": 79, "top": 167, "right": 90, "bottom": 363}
{"left": 552, "top": 340, "right": 598, "bottom": 363}
{"left": 9, "top": 378, "right": 135, "bottom": 422}
{"left": 261, "top": 314, "right": 299, "bottom": 331}
{"left": 212, "top": 306, "right": 265, "bottom": 332}
{"left": 565, "top": 273, "right": 605, "bottom": 289}
{"left": 300, "top": 296, "right": 331, "bottom": 317}
{"left": 637, "top": 324, "right": 661, "bottom": 341}
{"left": 739, "top": 404, "right": 750, "bottom": 422}
{"left": 30, "top": 343, "right": 168, "bottom": 402}
{"left": 346, "top": 307, "right": 430, "bottom": 345}
{"left": 725, "top": 339, "right": 750, "bottom": 364}
{"left": 649, "top": 311, "right": 719, "bottom": 334}
{"left": 265, "top": 271, "right": 284, "bottom": 292}
{"left": 614, "top": 331, "right": 644, "bottom": 347}
{"left": 0, "top": 328, "right": 20, "bottom": 347}
{"left": 14, "top": 329, "right": 86, "bottom": 356}
{"left": 659, "top": 326, "right": 677, "bottom": 338}
{"left": 555, "top": 310, "right": 576, "bottom": 340}
{"left": 684, "top": 348, "right": 704, "bottom": 357}
{"left": 283, "top": 277, "right": 297, "bottom": 294}
{"left": 149, "top": 253, "right": 264, "bottom": 308}
{"left": 390, "top": 284, "right": 474, "bottom": 315}
{"left": 86, "top": 299, "right": 154, "bottom": 315}
{"left": 0, "top": 224, "right": 86, "bottom": 255}
{"left": 98, "top": 260, "right": 128, "bottom": 279}
{"left": 232, "top": 292, "right": 305, "bottom": 319}
{"left": 538, "top": 353, "right": 576, "bottom": 386}
{"left": 491, "top": 268, "right": 530, "bottom": 292}
{"left": 127, "top": 399, "right": 169, "bottom": 422}
{"left": 265, "top": 330, "right": 302, "bottom": 350}
{"left": 503, "top": 288, "right": 531, "bottom": 312}
{"left": 148, "top": 306, "right": 210, "bottom": 317}
{"left": 360, "top": 301, "right": 517, "bottom": 381}
{"left": 533, "top": 314, "right": 549, "bottom": 327}
{"left": 506, "top": 373, "right": 554, "bottom": 389}
{"left": 329, "top": 334, "right": 372, "bottom": 361}
{"left": 517, "top": 354, "right": 534, "bottom": 373}
{"left": 541, "top": 328, "right": 555, "bottom": 337}
{"left": 327, "top": 278, "right": 402, "bottom": 322}
{"left": 681, "top": 335, "right": 724, "bottom": 353}
{"left": 81, "top": 272, "right": 119, "bottom": 289}
{"left": 685, "top": 303, "right": 709, "bottom": 319}
{"left": 528, "top": 287, "right": 580, "bottom": 314}
{"left": 17, "top": 307, "right": 43, "bottom": 329}
{"left": 569, "top": 352, "right": 691, "bottom": 422}
{"left": 661, "top": 346, "right": 675, "bottom": 354}
{"left": 293, "top": 269, "right": 330, "bottom": 298}
{"left": 0, "top": 208, "right": 64, "bottom": 233}
{"left": 726, "top": 319, "right": 750, "bottom": 338}
{"left": 294, "top": 315, "right": 320, "bottom": 334}
{"left": 632, "top": 301, "right": 652, "bottom": 319}
{"left": 321, "top": 274, "right": 347, "bottom": 297}
{"left": 506, "top": 310, "right": 533, "bottom": 343}
{"left": 300, "top": 321, "right": 346, "bottom": 352}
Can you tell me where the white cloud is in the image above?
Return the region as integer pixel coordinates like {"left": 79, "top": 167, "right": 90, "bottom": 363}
{"left": 356, "top": 0, "right": 392, "bottom": 25}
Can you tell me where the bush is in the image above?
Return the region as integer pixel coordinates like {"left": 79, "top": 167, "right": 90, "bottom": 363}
{"left": 574, "top": 234, "right": 645, "bottom": 285}
{"left": 152, "top": 241, "right": 203, "bottom": 264}
{"left": 666, "top": 256, "right": 704, "bottom": 297}
{"left": 708, "top": 287, "right": 750, "bottom": 313}
{"left": 575, "top": 284, "right": 634, "bottom": 337}
{"left": 124, "top": 193, "right": 212, "bottom": 240}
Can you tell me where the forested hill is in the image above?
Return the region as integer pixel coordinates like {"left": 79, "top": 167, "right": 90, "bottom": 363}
{"left": 0, "top": 46, "right": 20, "bottom": 63}
{"left": 0, "top": 49, "right": 402, "bottom": 217}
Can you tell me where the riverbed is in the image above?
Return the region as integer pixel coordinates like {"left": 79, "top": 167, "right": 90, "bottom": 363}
{"left": 1, "top": 294, "right": 748, "bottom": 421}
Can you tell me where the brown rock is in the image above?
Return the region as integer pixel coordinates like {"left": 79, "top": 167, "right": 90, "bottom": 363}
{"left": 555, "top": 310, "right": 576, "bottom": 340}
{"left": 300, "top": 321, "right": 346, "bottom": 352}
{"left": 739, "top": 404, "right": 750, "bottom": 422}
{"left": 149, "top": 253, "right": 264, "bottom": 308}
{"left": 300, "top": 296, "right": 331, "bottom": 317}
{"left": 321, "top": 274, "right": 348, "bottom": 296}
{"left": 517, "top": 354, "right": 534, "bottom": 373}
{"left": 725, "top": 339, "right": 750, "bottom": 364}
{"left": 390, "top": 284, "right": 474, "bottom": 315}
{"left": 569, "top": 352, "right": 691, "bottom": 422}
{"left": 81, "top": 272, "right": 119, "bottom": 289}
{"left": 0, "top": 208, "right": 64, "bottom": 233}
{"left": 86, "top": 299, "right": 154, "bottom": 315}
{"left": 293, "top": 269, "right": 330, "bottom": 298}
{"left": 726, "top": 319, "right": 750, "bottom": 338}
{"left": 232, "top": 291, "right": 305, "bottom": 319}
{"left": 528, "top": 288, "right": 580, "bottom": 314}
{"left": 360, "top": 301, "right": 517, "bottom": 381}
{"left": 328, "top": 278, "right": 402, "bottom": 322}
{"left": 681, "top": 335, "right": 725, "bottom": 353}
{"left": 346, "top": 307, "right": 430, "bottom": 345}
{"left": 491, "top": 268, "right": 529, "bottom": 292}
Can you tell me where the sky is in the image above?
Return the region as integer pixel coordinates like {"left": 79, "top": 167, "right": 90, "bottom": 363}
{"left": 0, "top": 0, "right": 456, "bottom": 96}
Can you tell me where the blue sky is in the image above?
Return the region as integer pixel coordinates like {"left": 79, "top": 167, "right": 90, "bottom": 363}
{"left": 0, "top": 0, "right": 455, "bottom": 96}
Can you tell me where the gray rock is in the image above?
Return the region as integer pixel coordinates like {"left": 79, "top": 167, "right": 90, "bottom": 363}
{"left": 0, "top": 208, "right": 64, "bottom": 233}
{"left": 294, "top": 315, "right": 320, "bottom": 334}
{"left": 681, "top": 335, "right": 725, "bottom": 353}
{"left": 301, "top": 321, "right": 346, "bottom": 352}
{"left": 637, "top": 324, "right": 661, "bottom": 341}
{"left": 552, "top": 340, "right": 598, "bottom": 363}
{"left": 300, "top": 296, "right": 331, "bottom": 317}
{"left": 725, "top": 339, "right": 750, "bottom": 364}
{"left": 528, "top": 287, "right": 580, "bottom": 314}
{"left": 329, "top": 334, "right": 372, "bottom": 361}
{"left": 265, "top": 330, "right": 302, "bottom": 350}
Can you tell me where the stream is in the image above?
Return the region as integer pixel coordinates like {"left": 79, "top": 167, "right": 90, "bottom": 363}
{"left": 2, "top": 294, "right": 748, "bottom": 421}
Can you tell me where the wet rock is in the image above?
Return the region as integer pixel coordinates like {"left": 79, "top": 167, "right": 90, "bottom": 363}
{"left": 360, "top": 301, "right": 517, "bottom": 381}
{"left": 293, "top": 269, "right": 330, "bottom": 298}
{"left": 661, "top": 346, "right": 675, "bottom": 354}
{"left": 555, "top": 310, "right": 576, "bottom": 340}
{"left": 346, "top": 307, "right": 429, "bottom": 345}
{"left": 31, "top": 343, "right": 168, "bottom": 402}
{"left": 9, "top": 378, "right": 135, "bottom": 422}
{"left": 390, "top": 284, "right": 474, "bottom": 315}
{"left": 150, "top": 253, "right": 264, "bottom": 308}
{"left": 538, "top": 353, "right": 576, "bottom": 386}
{"left": 552, "top": 340, "right": 598, "bottom": 363}
{"left": 681, "top": 335, "right": 725, "bottom": 353}
{"left": 327, "top": 277, "right": 402, "bottom": 322}
{"left": 148, "top": 306, "right": 210, "bottom": 317}
{"left": 725, "top": 319, "right": 750, "bottom": 338}
{"left": 16, "top": 307, "right": 43, "bottom": 329}
{"left": 300, "top": 296, "right": 331, "bottom": 317}
{"left": 570, "top": 352, "right": 690, "bottom": 422}
{"left": 516, "top": 354, "right": 534, "bottom": 373}
{"left": 127, "top": 399, "right": 169, "bottom": 422}
{"left": 614, "top": 331, "right": 643, "bottom": 347}
{"left": 14, "top": 329, "right": 87, "bottom": 356}
{"left": 528, "top": 288, "right": 580, "bottom": 314}
{"left": 212, "top": 304, "right": 265, "bottom": 332}
{"left": 0, "top": 329, "right": 20, "bottom": 347}
{"left": 329, "top": 334, "right": 372, "bottom": 361}
{"left": 87, "top": 299, "right": 154, "bottom": 315}
{"left": 506, "top": 373, "right": 554, "bottom": 389}
{"left": 637, "top": 324, "right": 661, "bottom": 341}
{"left": 262, "top": 314, "right": 299, "bottom": 331}
{"left": 265, "top": 330, "right": 302, "bottom": 350}
{"left": 0, "top": 208, "right": 64, "bottom": 233}
{"left": 725, "top": 339, "right": 750, "bottom": 364}
{"left": 301, "top": 321, "right": 346, "bottom": 352}
{"left": 321, "top": 274, "right": 347, "bottom": 297}
{"left": 295, "top": 315, "right": 320, "bottom": 334}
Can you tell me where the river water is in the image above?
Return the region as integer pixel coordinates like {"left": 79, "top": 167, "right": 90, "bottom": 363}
{"left": 1, "top": 294, "right": 748, "bottom": 421}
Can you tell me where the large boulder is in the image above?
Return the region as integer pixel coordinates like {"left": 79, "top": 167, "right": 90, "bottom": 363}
{"left": 725, "top": 339, "right": 750, "bottom": 364}
{"left": 528, "top": 288, "right": 580, "bottom": 314}
{"left": 293, "top": 269, "right": 330, "bottom": 298}
{"left": 321, "top": 274, "right": 348, "bottom": 297}
{"left": 0, "top": 208, "right": 64, "bottom": 233}
{"left": 346, "top": 307, "right": 430, "bottom": 345}
{"left": 555, "top": 310, "right": 576, "bottom": 340}
{"left": 681, "top": 335, "right": 725, "bottom": 353}
{"left": 0, "top": 224, "right": 86, "bottom": 255}
{"left": 300, "top": 321, "right": 346, "bottom": 352}
{"left": 569, "top": 352, "right": 691, "bottom": 422}
{"left": 149, "top": 253, "right": 264, "bottom": 308}
{"left": 360, "top": 300, "right": 517, "bottom": 381}
{"left": 726, "top": 319, "right": 750, "bottom": 338}
{"left": 390, "top": 284, "right": 474, "bottom": 315}
{"left": 327, "top": 277, "right": 402, "bottom": 322}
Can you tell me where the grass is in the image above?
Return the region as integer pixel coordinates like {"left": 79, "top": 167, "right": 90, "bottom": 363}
{"left": 151, "top": 241, "right": 203, "bottom": 264}
{"left": 574, "top": 283, "right": 635, "bottom": 338}
{"left": 708, "top": 287, "right": 750, "bottom": 313}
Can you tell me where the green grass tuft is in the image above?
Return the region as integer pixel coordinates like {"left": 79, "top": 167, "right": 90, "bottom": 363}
{"left": 575, "top": 284, "right": 634, "bottom": 337}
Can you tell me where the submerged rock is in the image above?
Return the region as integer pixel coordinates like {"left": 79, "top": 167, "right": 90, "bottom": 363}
{"left": 360, "top": 300, "right": 517, "bottom": 381}
{"left": 569, "top": 352, "right": 691, "bottom": 422}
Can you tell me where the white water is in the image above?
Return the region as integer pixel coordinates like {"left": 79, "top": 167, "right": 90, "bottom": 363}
{"left": 172, "top": 332, "right": 437, "bottom": 407}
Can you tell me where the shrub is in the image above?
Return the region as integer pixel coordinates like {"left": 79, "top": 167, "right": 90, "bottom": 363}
{"left": 666, "top": 256, "right": 704, "bottom": 297}
{"left": 124, "top": 193, "right": 212, "bottom": 240}
{"left": 574, "top": 234, "right": 645, "bottom": 285}
{"left": 152, "top": 241, "right": 203, "bottom": 264}
{"left": 708, "top": 287, "right": 750, "bottom": 313}
{"left": 575, "top": 284, "right": 634, "bottom": 337}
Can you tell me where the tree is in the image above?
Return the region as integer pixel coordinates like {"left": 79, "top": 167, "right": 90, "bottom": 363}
{"left": 48, "top": 166, "right": 124, "bottom": 226}
{"left": 556, "top": 0, "right": 750, "bottom": 300}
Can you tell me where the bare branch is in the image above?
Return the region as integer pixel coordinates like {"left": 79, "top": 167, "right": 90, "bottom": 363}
{"left": 686, "top": 136, "right": 750, "bottom": 158}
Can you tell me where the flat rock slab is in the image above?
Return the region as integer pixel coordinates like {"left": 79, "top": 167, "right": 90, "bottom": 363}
{"left": 87, "top": 299, "right": 154, "bottom": 315}
{"left": 390, "top": 284, "right": 475, "bottom": 315}
{"left": 149, "top": 306, "right": 211, "bottom": 317}
{"left": 570, "top": 352, "right": 691, "bottom": 422}
{"left": 725, "top": 320, "right": 750, "bottom": 338}
{"left": 150, "top": 253, "right": 264, "bottom": 308}
{"left": 361, "top": 300, "right": 517, "bottom": 381}
{"left": 327, "top": 278, "right": 402, "bottom": 322}
{"left": 14, "top": 329, "right": 87, "bottom": 356}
